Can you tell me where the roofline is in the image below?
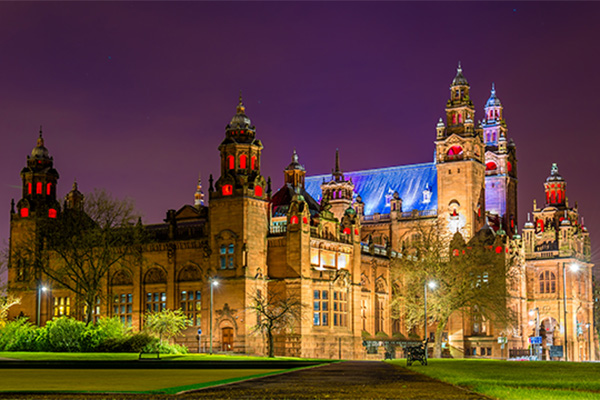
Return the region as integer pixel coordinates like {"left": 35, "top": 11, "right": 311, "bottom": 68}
{"left": 306, "top": 161, "right": 436, "bottom": 180}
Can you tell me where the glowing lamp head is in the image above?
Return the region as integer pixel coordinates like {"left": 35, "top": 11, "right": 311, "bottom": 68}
{"left": 569, "top": 263, "right": 581, "bottom": 272}
{"left": 427, "top": 281, "right": 437, "bottom": 290}
{"left": 41, "top": 286, "right": 48, "bottom": 292}
{"left": 211, "top": 280, "right": 219, "bottom": 287}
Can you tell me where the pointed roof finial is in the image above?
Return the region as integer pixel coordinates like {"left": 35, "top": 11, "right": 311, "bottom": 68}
{"left": 72, "top": 179, "right": 78, "bottom": 191}
{"left": 335, "top": 148, "right": 340, "bottom": 174}
{"left": 37, "top": 125, "right": 44, "bottom": 147}
{"left": 491, "top": 82, "right": 496, "bottom": 94}
{"left": 451, "top": 62, "right": 468, "bottom": 86}
{"left": 236, "top": 90, "right": 245, "bottom": 114}
{"left": 292, "top": 149, "right": 298, "bottom": 163}
{"left": 457, "top": 61, "right": 462, "bottom": 72}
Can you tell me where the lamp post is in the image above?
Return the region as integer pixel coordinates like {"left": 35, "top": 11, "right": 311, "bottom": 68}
{"left": 36, "top": 284, "right": 47, "bottom": 326}
{"left": 529, "top": 307, "right": 540, "bottom": 360}
{"left": 209, "top": 278, "right": 219, "bottom": 355}
{"left": 424, "top": 280, "right": 437, "bottom": 359}
{"left": 586, "top": 323, "right": 592, "bottom": 361}
{"left": 563, "top": 262, "right": 580, "bottom": 362}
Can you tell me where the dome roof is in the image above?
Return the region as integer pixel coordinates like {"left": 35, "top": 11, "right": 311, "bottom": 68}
{"left": 227, "top": 95, "right": 252, "bottom": 130}
{"left": 31, "top": 132, "right": 50, "bottom": 159}
{"left": 546, "top": 163, "right": 564, "bottom": 182}
{"left": 485, "top": 83, "right": 502, "bottom": 108}
{"left": 451, "top": 62, "right": 469, "bottom": 86}
{"left": 285, "top": 150, "right": 305, "bottom": 171}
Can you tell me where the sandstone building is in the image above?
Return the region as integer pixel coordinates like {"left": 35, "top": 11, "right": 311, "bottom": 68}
{"left": 7, "top": 66, "right": 594, "bottom": 360}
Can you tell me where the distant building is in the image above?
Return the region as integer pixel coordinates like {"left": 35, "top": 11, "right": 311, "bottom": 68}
{"left": 8, "top": 66, "right": 594, "bottom": 360}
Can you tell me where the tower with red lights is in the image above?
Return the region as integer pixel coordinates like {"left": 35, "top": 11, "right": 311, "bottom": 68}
{"left": 207, "top": 95, "right": 269, "bottom": 353}
{"left": 435, "top": 64, "right": 486, "bottom": 240}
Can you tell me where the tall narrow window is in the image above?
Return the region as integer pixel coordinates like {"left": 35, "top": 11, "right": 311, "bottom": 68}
{"left": 220, "top": 244, "right": 234, "bottom": 269}
{"left": 180, "top": 290, "right": 201, "bottom": 326}
{"left": 46, "top": 183, "right": 52, "bottom": 195}
{"left": 539, "top": 271, "right": 556, "bottom": 293}
{"left": 333, "top": 291, "right": 347, "bottom": 327}
{"left": 36, "top": 182, "right": 42, "bottom": 194}
{"left": 27, "top": 183, "right": 32, "bottom": 194}
{"left": 113, "top": 293, "right": 133, "bottom": 327}
{"left": 313, "top": 290, "right": 329, "bottom": 326}
{"left": 251, "top": 156, "right": 256, "bottom": 170}
{"left": 240, "top": 155, "right": 247, "bottom": 169}
{"left": 228, "top": 155, "right": 234, "bottom": 170}
{"left": 254, "top": 186, "right": 262, "bottom": 197}
{"left": 20, "top": 208, "right": 29, "bottom": 218}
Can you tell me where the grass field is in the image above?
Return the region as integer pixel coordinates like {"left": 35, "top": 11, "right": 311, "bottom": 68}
{"left": 0, "top": 368, "right": 283, "bottom": 394}
{"left": 0, "top": 351, "right": 322, "bottom": 362}
{"left": 391, "top": 358, "right": 600, "bottom": 400}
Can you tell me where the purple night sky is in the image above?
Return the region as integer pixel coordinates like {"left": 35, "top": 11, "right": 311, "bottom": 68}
{"left": 1, "top": 2, "right": 600, "bottom": 280}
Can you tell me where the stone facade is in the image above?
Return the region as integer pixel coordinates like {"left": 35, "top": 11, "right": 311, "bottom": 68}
{"left": 7, "top": 66, "right": 594, "bottom": 360}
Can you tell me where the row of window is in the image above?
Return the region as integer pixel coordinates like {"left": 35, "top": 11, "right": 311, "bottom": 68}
{"left": 221, "top": 184, "right": 262, "bottom": 197}
{"left": 26, "top": 182, "right": 52, "bottom": 195}
{"left": 19, "top": 208, "right": 57, "bottom": 218}
{"left": 313, "top": 290, "right": 348, "bottom": 327}
{"left": 227, "top": 155, "right": 257, "bottom": 170}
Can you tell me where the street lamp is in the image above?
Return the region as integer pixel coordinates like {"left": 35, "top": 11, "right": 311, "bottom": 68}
{"left": 586, "top": 323, "right": 592, "bottom": 361}
{"left": 37, "top": 285, "right": 47, "bottom": 326}
{"left": 209, "top": 278, "right": 219, "bottom": 355}
{"left": 529, "top": 307, "right": 540, "bottom": 360}
{"left": 424, "top": 280, "right": 437, "bottom": 350}
{"left": 563, "top": 262, "right": 581, "bottom": 362}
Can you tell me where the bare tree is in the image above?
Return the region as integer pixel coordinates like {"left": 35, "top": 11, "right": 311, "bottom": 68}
{"left": 392, "top": 221, "right": 516, "bottom": 358}
{"left": 12, "top": 189, "right": 144, "bottom": 324}
{"left": 248, "top": 288, "right": 303, "bottom": 358}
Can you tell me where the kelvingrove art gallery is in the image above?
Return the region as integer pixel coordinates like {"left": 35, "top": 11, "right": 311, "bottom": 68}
{"left": 7, "top": 66, "right": 594, "bottom": 361}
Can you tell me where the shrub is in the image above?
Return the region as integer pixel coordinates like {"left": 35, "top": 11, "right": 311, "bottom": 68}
{"left": 123, "top": 331, "right": 159, "bottom": 353}
{"left": 82, "top": 317, "right": 128, "bottom": 352}
{"left": 0, "top": 318, "right": 38, "bottom": 351}
{"left": 44, "top": 316, "right": 86, "bottom": 352}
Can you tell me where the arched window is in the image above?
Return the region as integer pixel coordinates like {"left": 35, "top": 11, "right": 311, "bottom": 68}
{"left": 46, "top": 183, "right": 52, "bottom": 195}
{"left": 227, "top": 155, "right": 234, "bottom": 170}
{"left": 36, "top": 182, "right": 42, "bottom": 194}
{"left": 486, "top": 162, "right": 497, "bottom": 171}
{"left": 254, "top": 186, "right": 262, "bottom": 197}
{"left": 20, "top": 208, "right": 29, "bottom": 218}
{"left": 290, "top": 215, "right": 299, "bottom": 224}
{"left": 222, "top": 184, "right": 233, "bottom": 196}
{"left": 539, "top": 271, "right": 556, "bottom": 293}
{"left": 251, "top": 156, "right": 256, "bottom": 170}
{"left": 48, "top": 209, "right": 57, "bottom": 218}
{"left": 240, "top": 155, "right": 247, "bottom": 169}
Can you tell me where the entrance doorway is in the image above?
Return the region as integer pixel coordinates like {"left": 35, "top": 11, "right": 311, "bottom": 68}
{"left": 222, "top": 327, "right": 233, "bottom": 351}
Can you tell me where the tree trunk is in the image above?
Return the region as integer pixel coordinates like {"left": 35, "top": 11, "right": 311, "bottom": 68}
{"left": 267, "top": 330, "right": 274, "bottom": 358}
{"left": 85, "top": 297, "right": 94, "bottom": 326}
{"left": 432, "top": 318, "right": 448, "bottom": 358}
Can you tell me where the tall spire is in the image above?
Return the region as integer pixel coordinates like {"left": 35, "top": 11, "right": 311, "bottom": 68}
{"left": 332, "top": 148, "right": 344, "bottom": 181}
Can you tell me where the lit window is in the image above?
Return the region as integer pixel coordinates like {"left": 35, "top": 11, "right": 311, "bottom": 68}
{"left": 36, "top": 182, "right": 42, "bottom": 194}
{"left": 180, "top": 290, "right": 202, "bottom": 326}
{"left": 290, "top": 215, "right": 299, "bottom": 224}
{"left": 303, "top": 216, "right": 308, "bottom": 224}
{"left": 20, "top": 208, "right": 29, "bottom": 218}
{"left": 228, "top": 155, "right": 234, "bottom": 170}
{"left": 255, "top": 186, "right": 262, "bottom": 197}
{"left": 46, "top": 183, "right": 52, "bottom": 195}
{"left": 113, "top": 293, "right": 133, "bottom": 327}
{"left": 27, "top": 183, "right": 32, "bottom": 194}
{"left": 146, "top": 292, "right": 166, "bottom": 312}
{"left": 240, "top": 155, "right": 247, "bottom": 169}
{"left": 48, "top": 209, "right": 57, "bottom": 218}
{"left": 222, "top": 185, "right": 233, "bottom": 196}
{"left": 495, "top": 246, "right": 502, "bottom": 254}
{"left": 251, "top": 156, "right": 256, "bottom": 170}
{"left": 448, "top": 145, "right": 463, "bottom": 156}
{"left": 53, "top": 296, "right": 71, "bottom": 317}
{"left": 313, "top": 290, "right": 329, "bottom": 326}
{"left": 343, "top": 228, "right": 350, "bottom": 235}
{"left": 486, "top": 162, "right": 497, "bottom": 171}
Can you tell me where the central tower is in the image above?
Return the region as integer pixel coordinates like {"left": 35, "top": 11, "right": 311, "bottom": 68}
{"left": 435, "top": 64, "right": 486, "bottom": 240}
{"left": 208, "top": 95, "right": 269, "bottom": 353}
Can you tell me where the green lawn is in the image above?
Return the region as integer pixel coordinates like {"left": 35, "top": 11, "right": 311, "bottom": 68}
{"left": 390, "top": 358, "right": 600, "bottom": 400}
{"left": 0, "top": 351, "right": 324, "bottom": 362}
{"left": 0, "top": 368, "right": 283, "bottom": 394}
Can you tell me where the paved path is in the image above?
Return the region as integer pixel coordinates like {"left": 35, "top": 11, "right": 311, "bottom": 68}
{"left": 181, "top": 361, "right": 489, "bottom": 400}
